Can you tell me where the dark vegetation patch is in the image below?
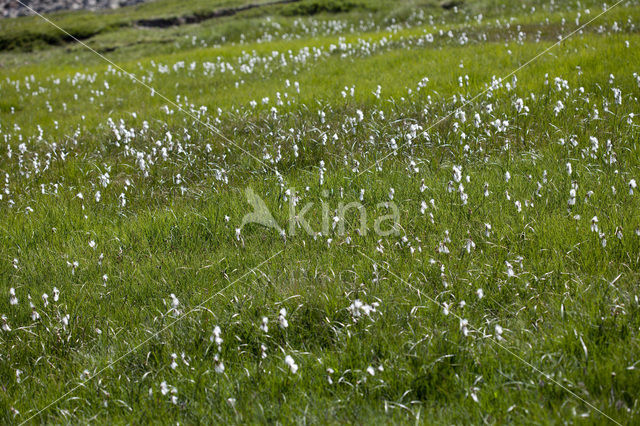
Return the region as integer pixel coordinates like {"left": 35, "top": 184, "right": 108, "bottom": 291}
{"left": 279, "top": 0, "right": 371, "bottom": 16}
{"left": 0, "top": 16, "right": 126, "bottom": 51}
{"left": 0, "top": 25, "right": 99, "bottom": 51}
{"left": 136, "top": 0, "right": 301, "bottom": 28}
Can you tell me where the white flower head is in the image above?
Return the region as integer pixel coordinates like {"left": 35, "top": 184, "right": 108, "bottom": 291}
{"left": 170, "top": 294, "right": 179, "bottom": 309}
{"left": 284, "top": 355, "right": 298, "bottom": 374}
{"left": 211, "top": 325, "right": 223, "bottom": 347}
{"left": 278, "top": 308, "right": 288, "bottom": 329}
{"left": 495, "top": 324, "right": 504, "bottom": 341}
{"left": 9, "top": 287, "right": 18, "bottom": 305}
{"left": 214, "top": 354, "right": 225, "bottom": 374}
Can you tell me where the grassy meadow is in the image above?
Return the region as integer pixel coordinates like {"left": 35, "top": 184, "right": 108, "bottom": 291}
{"left": 1, "top": 0, "right": 640, "bottom": 423}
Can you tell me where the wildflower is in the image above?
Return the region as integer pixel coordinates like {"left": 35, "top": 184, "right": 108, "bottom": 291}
{"left": 68, "top": 261, "right": 79, "bottom": 275}
{"left": 211, "top": 325, "right": 223, "bottom": 348}
{"left": 460, "top": 319, "right": 469, "bottom": 336}
{"left": 505, "top": 261, "right": 515, "bottom": 278}
{"left": 453, "top": 165, "right": 462, "bottom": 183}
{"left": 214, "top": 354, "right": 225, "bottom": 373}
{"left": 348, "top": 299, "right": 378, "bottom": 319}
{"left": 366, "top": 366, "right": 376, "bottom": 376}
{"left": 31, "top": 306, "right": 40, "bottom": 321}
{"left": 319, "top": 160, "right": 326, "bottom": 186}
{"left": 459, "top": 185, "right": 468, "bottom": 205}
{"left": 2, "top": 315, "right": 10, "bottom": 332}
{"left": 630, "top": 179, "right": 637, "bottom": 195}
{"left": 495, "top": 324, "right": 504, "bottom": 341}
{"left": 442, "top": 302, "right": 451, "bottom": 316}
{"left": 42, "top": 293, "right": 49, "bottom": 308}
{"left": 160, "top": 381, "right": 178, "bottom": 403}
{"left": 476, "top": 288, "right": 484, "bottom": 299}
{"left": 9, "top": 288, "right": 18, "bottom": 305}
{"left": 53, "top": 287, "right": 59, "bottom": 302}
{"left": 170, "top": 294, "right": 179, "bottom": 310}
{"left": 591, "top": 216, "right": 599, "bottom": 233}
{"left": 61, "top": 314, "right": 69, "bottom": 329}
{"left": 170, "top": 353, "right": 178, "bottom": 369}
{"left": 568, "top": 189, "right": 576, "bottom": 206}
{"left": 160, "top": 381, "right": 170, "bottom": 395}
{"left": 278, "top": 308, "right": 288, "bottom": 328}
{"left": 180, "top": 352, "right": 190, "bottom": 367}
{"left": 566, "top": 162, "right": 572, "bottom": 175}
{"left": 260, "top": 316, "right": 269, "bottom": 333}
{"left": 464, "top": 237, "right": 476, "bottom": 253}
{"left": 438, "top": 241, "right": 450, "bottom": 254}
{"left": 284, "top": 355, "right": 298, "bottom": 374}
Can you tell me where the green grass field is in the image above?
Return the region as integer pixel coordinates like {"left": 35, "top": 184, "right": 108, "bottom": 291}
{"left": 1, "top": 0, "right": 640, "bottom": 423}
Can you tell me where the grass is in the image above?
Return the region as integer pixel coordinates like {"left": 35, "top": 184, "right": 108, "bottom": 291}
{"left": 0, "top": 0, "right": 640, "bottom": 423}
